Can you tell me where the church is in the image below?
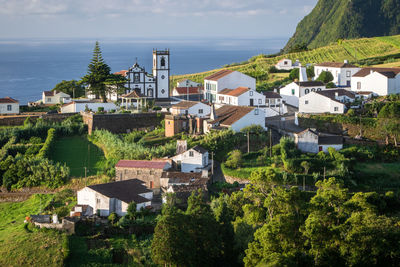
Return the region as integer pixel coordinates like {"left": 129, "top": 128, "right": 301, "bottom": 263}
{"left": 118, "top": 49, "right": 170, "bottom": 99}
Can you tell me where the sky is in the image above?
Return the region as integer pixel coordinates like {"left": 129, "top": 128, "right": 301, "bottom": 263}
{"left": 0, "top": 0, "right": 318, "bottom": 39}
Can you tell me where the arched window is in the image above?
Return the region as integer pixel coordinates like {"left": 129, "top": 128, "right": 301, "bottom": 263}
{"left": 317, "top": 88, "right": 322, "bottom": 91}
{"left": 305, "top": 89, "right": 310, "bottom": 94}
{"left": 148, "top": 89, "right": 153, "bottom": 97}
{"left": 311, "top": 88, "right": 316, "bottom": 92}
{"left": 161, "top": 57, "right": 166, "bottom": 67}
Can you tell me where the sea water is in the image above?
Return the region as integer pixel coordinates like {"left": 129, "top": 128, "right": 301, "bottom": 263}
{"left": 0, "top": 37, "right": 286, "bottom": 104}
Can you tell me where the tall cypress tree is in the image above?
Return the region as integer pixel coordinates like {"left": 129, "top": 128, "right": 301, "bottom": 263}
{"left": 82, "top": 41, "right": 112, "bottom": 102}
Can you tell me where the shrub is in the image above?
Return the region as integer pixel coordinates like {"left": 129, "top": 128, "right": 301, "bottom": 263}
{"left": 326, "top": 82, "right": 336, "bottom": 88}
{"left": 98, "top": 107, "right": 105, "bottom": 112}
{"left": 316, "top": 71, "right": 334, "bottom": 84}
{"left": 108, "top": 212, "right": 119, "bottom": 225}
{"left": 225, "top": 150, "right": 243, "bottom": 169}
{"left": 37, "top": 128, "right": 56, "bottom": 158}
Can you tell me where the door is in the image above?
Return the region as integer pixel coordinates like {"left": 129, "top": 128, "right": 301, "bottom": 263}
{"left": 319, "top": 146, "right": 323, "bottom": 152}
{"left": 346, "top": 80, "right": 351, "bottom": 87}
{"left": 250, "top": 99, "right": 254, "bottom": 106}
{"left": 150, "top": 181, "right": 154, "bottom": 189}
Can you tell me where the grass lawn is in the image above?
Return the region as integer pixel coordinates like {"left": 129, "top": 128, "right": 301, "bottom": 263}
{"left": 353, "top": 162, "right": 400, "bottom": 190}
{"left": 50, "top": 136, "right": 105, "bottom": 178}
{"left": 0, "top": 195, "right": 65, "bottom": 267}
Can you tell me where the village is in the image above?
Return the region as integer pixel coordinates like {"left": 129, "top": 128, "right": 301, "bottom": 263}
{"left": 1, "top": 48, "right": 400, "bottom": 224}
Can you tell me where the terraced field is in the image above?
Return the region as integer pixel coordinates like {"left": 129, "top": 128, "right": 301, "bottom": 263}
{"left": 172, "top": 35, "right": 400, "bottom": 87}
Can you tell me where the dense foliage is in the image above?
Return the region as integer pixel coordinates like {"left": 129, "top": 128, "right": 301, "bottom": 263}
{"left": 52, "top": 80, "right": 85, "bottom": 98}
{"left": 285, "top": 0, "right": 400, "bottom": 50}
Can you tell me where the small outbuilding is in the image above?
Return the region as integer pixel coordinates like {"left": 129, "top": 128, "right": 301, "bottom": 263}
{"left": 294, "top": 128, "right": 343, "bottom": 153}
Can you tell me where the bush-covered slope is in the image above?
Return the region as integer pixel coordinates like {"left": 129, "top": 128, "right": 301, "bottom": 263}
{"left": 284, "top": 0, "right": 400, "bottom": 51}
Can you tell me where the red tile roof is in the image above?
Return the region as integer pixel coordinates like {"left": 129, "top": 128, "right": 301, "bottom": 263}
{"left": 115, "top": 160, "right": 169, "bottom": 169}
{"left": 173, "top": 87, "right": 202, "bottom": 95}
{"left": 204, "top": 69, "right": 234, "bottom": 81}
{"left": 0, "top": 97, "right": 19, "bottom": 104}
{"left": 353, "top": 67, "right": 400, "bottom": 78}
{"left": 171, "top": 100, "right": 201, "bottom": 109}
{"left": 211, "top": 105, "right": 254, "bottom": 126}
{"left": 114, "top": 70, "right": 128, "bottom": 76}
{"left": 43, "top": 91, "right": 55, "bottom": 97}
{"left": 218, "top": 87, "right": 250, "bottom": 97}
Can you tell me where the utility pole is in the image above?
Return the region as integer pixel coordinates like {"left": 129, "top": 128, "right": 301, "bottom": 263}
{"left": 303, "top": 176, "right": 306, "bottom": 191}
{"left": 359, "top": 114, "right": 362, "bottom": 137}
{"left": 269, "top": 128, "right": 272, "bottom": 158}
{"left": 211, "top": 152, "right": 214, "bottom": 176}
{"left": 247, "top": 131, "right": 250, "bottom": 153}
{"left": 85, "top": 167, "right": 87, "bottom": 186}
{"left": 323, "top": 166, "right": 326, "bottom": 180}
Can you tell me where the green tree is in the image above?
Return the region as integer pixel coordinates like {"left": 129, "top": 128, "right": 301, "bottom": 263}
{"left": 127, "top": 201, "right": 137, "bottom": 219}
{"left": 306, "top": 66, "right": 315, "bottom": 79}
{"left": 289, "top": 68, "right": 299, "bottom": 81}
{"left": 301, "top": 161, "right": 311, "bottom": 175}
{"left": 81, "top": 41, "right": 112, "bottom": 102}
{"left": 52, "top": 80, "right": 85, "bottom": 98}
{"left": 316, "top": 71, "right": 334, "bottom": 84}
{"left": 225, "top": 149, "right": 243, "bottom": 169}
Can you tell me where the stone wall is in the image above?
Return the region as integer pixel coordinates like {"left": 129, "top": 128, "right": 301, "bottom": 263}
{"left": 82, "top": 112, "right": 165, "bottom": 135}
{"left": 223, "top": 175, "right": 250, "bottom": 184}
{"left": 0, "top": 113, "right": 78, "bottom": 126}
{"left": 116, "top": 167, "right": 164, "bottom": 193}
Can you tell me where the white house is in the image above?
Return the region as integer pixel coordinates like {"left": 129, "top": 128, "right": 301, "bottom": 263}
{"left": 294, "top": 129, "right": 343, "bottom": 153}
{"left": 77, "top": 179, "right": 153, "bottom": 217}
{"left": 177, "top": 79, "right": 202, "bottom": 88}
{"left": 42, "top": 91, "right": 71, "bottom": 104}
{"left": 204, "top": 69, "right": 256, "bottom": 102}
{"left": 299, "top": 89, "right": 356, "bottom": 114}
{"left": 280, "top": 81, "right": 326, "bottom": 107}
{"left": 215, "top": 87, "right": 265, "bottom": 107}
{"left": 315, "top": 61, "right": 360, "bottom": 87}
{"left": 170, "top": 101, "right": 211, "bottom": 118}
{"left": 0, "top": 97, "right": 19, "bottom": 114}
{"left": 204, "top": 105, "right": 266, "bottom": 133}
{"left": 61, "top": 100, "right": 117, "bottom": 113}
{"left": 263, "top": 91, "right": 287, "bottom": 117}
{"left": 351, "top": 67, "right": 400, "bottom": 96}
{"left": 275, "top": 59, "right": 300, "bottom": 70}
{"left": 171, "top": 145, "right": 209, "bottom": 173}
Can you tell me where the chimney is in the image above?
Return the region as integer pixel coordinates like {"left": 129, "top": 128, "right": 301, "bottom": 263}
{"left": 210, "top": 104, "right": 217, "bottom": 121}
{"left": 299, "top": 66, "right": 308, "bottom": 82}
{"left": 274, "top": 88, "right": 278, "bottom": 93}
{"left": 201, "top": 169, "right": 208, "bottom": 178}
{"left": 344, "top": 60, "right": 348, "bottom": 64}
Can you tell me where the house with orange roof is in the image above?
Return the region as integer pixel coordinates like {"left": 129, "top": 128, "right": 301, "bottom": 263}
{"left": 215, "top": 86, "right": 265, "bottom": 107}
{"left": 351, "top": 67, "right": 400, "bottom": 95}
{"left": 0, "top": 97, "right": 19, "bottom": 114}
{"left": 204, "top": 69, "right": 256, "bottom": 103}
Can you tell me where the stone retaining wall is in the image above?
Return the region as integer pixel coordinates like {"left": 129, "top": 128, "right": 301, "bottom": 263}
{"left": 0, "top": 113, "right": 78, "bottom": 126}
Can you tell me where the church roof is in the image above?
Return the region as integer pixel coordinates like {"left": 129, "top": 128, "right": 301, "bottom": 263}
{"left": 114, "top": 70, "right": 128, "bottom": 76}
{"left": 205, "top": 69, "right": 234, "bottom": 81}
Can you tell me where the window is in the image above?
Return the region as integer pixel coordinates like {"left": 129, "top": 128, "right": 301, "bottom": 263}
{"left": 189, "top": 151, "right": 194, "bottom": 157}
{"left": 137, "top": 170, "right": 141, "bottom": 175}
{"left": 317, "top": 88, "right": 322, "bottom": 91}
{"left": 96, "top": 198, "right": 100, "bottom": 204}
{"left": 7, "top": 105, "right": 12, "bottom": 111}
{"left": 254, "top": 109, "right": 259, "bottom": 115}
{"left": 305, "top": 89, "right": 310, "bottom": 94}
{"left": 357, "top": 82, "right": 361, "bottom": 90}
{"left": 258, "top": 99, "right": 262, "bottom": 104}
{"left": 346, "top": 71, "right": 351, "bottom": 77}
{"left": 134, "top": 73, "right": 140, "bottom": 83}
{"left": 160, "top": 56, "right": 166, "bottom": 67}
{"left": 311, "top": 88, "right": 316, "bottom": 92}
{"left": 305, "top": 100, "right": 309, "bottom": 105}
{"left": 47, "top": 98, "right": 51, "bottom": 102}
{"left": 249, "top": 91, "right": 253, "bottom": 96}
{"left": 168, "top": 121, "right": 170, "bottom": 125}
{"left": 334, "top": 107, "right": 339, "bottom": 111}
{"left": 148, "top": 89, "right": 153, "bottom": 97}
{"left": 150, "top": 170, "right": 154, "bottom": 175}
{"left": 291, "top": 89, "right": 295, "bottom": 95}
{"left": 161, "top": 89, "right": 166, "bottom": 94}
{"left": 161, "top": 75, "right": 165, "bottom": 79}
{"left": 199, "top": 109, "right": 203, "bottom": 114}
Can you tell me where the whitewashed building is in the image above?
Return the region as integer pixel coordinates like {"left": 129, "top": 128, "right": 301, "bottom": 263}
{"left": 0, "top": 97, "right": 19, "bottom": 114}
{"left": 113, "top": 50, "right": 170, "bottom": 99}
{"left": 351, "top": 67, "right": 400, "bottom": 96}
{"left": 204, "top": 70, "right": 256, "bottom": 103}
{"left": 204, "top": 105, "right": 266, "bottom": 133}
{"left": 299, "top": 89, "right": 356, "bottom": 114}
{"left": 171, "top": 145, "right": 209, "bottom": 173}
{"left": 170, "top": 101, "right": 211, "bottom": 118}
{"left": 177, "top": 79, "right": 202, "bottom": 88}
{"left": 215, "top": 87, "right": 265, "bottom": 107}
{"left": 275, "top": 59, "right": 300, "bottom": 70}
{"left": 263, "top": 91, "right": 287, "bottom": 116}
{"left": 280, "top": 81, "right": 326, "bottom": 107}
{"left": 61, "top": 101, "right": 117, "bottom": 113}
{"left": 315, "top": 61, "right": 360, "bottom": 87}
{"left": 294, "top": 129, "right": 343, "bottom": 153}
{"left": 42, "top": 91, "right": 71, "bottom": 104}
{"left": 77, "top": 179, "right": 153, "bottom": 217}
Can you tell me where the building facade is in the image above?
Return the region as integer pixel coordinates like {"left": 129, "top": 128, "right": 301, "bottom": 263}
{"left": 42, "top": 91, "right": 71, "bottom": 104}
{"left": 170, "top": 101, "right": 211, "bottom": 118}
{"left": 0, "top": 97, "right": 19, "bottom": 114}
{"left": 171, "top": 145, "right": 209, "bottom": 173}
{"left": 294, "top": 129, "right": 343, "bottom": 153}
{"left": 351, "top": 67, "right": 400, "bottom": 96}
{"left": 299, "top": 89, "right": 355, "bottom": 114}
{"left": 215, "top": 87, "right": 265, "bottom": 107}
{"left": 280, "top": 81, "right": 326, "bottom": 107}
{"left": 315, "top": 61, "right": 360, "bottom": 87}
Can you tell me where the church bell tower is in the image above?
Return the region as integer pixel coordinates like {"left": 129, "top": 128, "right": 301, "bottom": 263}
{"left": 153, "top": 49, "right": 170, "bottom": 99}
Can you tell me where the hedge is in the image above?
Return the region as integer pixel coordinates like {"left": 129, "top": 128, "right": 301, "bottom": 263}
{"left": 37, "top": 128, "right": 56, "bottom": 159}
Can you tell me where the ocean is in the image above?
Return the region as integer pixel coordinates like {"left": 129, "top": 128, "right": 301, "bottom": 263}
{"left": 0, "top": 38, "right": 287, "bottom": 104}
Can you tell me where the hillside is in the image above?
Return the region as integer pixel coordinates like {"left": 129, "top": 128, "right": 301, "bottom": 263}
{"left": 173, "top": 35, "right": 400, "bottom": 90}
{"left": 284, "top": 0, "right": 400, "bottom": 51}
